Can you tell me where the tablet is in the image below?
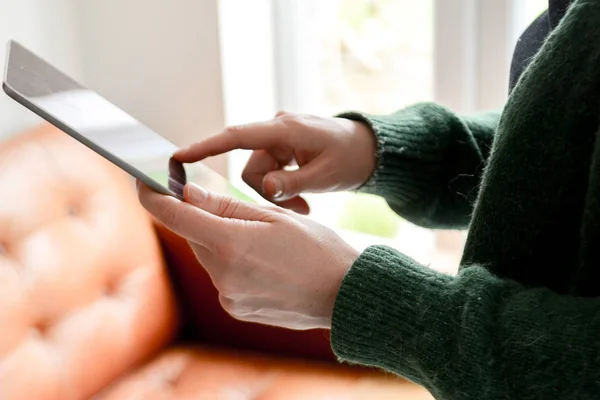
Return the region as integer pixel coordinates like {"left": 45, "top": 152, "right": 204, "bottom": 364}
{"left": 2, "top": 40, "right": 235, "bottom": 202}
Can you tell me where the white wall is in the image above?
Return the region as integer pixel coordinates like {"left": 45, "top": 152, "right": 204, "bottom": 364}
{"left": 0, "top": 0, "right": 227, "bottom": 174}
{"left": 0, "top": 0, "right": 83, "bottom": 138}
{"left": 79, "top": 0, "right": 227, "bottom": 174}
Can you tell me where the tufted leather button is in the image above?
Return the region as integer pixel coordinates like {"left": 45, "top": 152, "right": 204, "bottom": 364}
{"left": 96, "top": 348, "right": 430, "bottom": 400}
{"left": 66, "top": 204, "right": 79, "bottom": 217}
{"left": 30, "top": 328, "right": 43, "bottom": 340}
{"left": 103, "top": 280, "right": 118, "bottom": 297}
{"left": 31, "top": 320, "right": 50, "bottom": 338}
{"left": 0, "top": 124, "right": 180, "bottom": 400}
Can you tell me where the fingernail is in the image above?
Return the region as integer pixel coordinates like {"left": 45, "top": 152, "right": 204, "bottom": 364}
{"left": 187, "top": 183, "right": 208, "bottom": 203}
{"left": 272, "top": 177, "right": 284, "bottom": 199}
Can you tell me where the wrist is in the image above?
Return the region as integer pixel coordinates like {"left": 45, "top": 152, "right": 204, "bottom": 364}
{"left": 320, "top": 246, "right": 360, "bottom": 329}
{"left": 334, "top": 117, "right": 378, "bottom": 189}
{"left": 357, "top": 120, "right": 378, "bottom": 176}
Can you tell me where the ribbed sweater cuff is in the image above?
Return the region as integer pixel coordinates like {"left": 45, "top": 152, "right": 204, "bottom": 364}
{"left": 336, "top": 106, "right": 447, "bottom": 206}
{"left": 331, "top": 245, "right": 453, "bottom": 371}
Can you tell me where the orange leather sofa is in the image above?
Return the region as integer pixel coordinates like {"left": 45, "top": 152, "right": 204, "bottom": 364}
{"left": 0, "top": 124, "right": 432, "bottom": 399}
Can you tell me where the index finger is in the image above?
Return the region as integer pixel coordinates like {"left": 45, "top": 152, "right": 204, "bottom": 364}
{"left": 174, "top": 119, "right": 289, "bottom": 163}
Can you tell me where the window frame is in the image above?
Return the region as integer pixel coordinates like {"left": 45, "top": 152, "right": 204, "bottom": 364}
{"left": 267, "top": 0, "right": 525, "bottom": 115}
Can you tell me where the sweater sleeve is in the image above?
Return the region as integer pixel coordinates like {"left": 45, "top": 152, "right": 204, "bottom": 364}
{"left": 331, "top": 246, "right": 600, "bottom": 400}
{"left": 337, "top": 104, "right": 500, "bottom": 230}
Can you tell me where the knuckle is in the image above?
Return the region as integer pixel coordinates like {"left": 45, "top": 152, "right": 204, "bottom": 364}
{"left": 286, "top": 173, "right": 301, "bottom": 194}
{"left": 223, "top": 125, "right": 244, "bottom": 144}
{"left": 217, "top": 197, "right": 241, "bottom": 218}
{"left": 160, "top": 204, "right": 180, "bottom": 227}
{"left": 278, "top": 114, "right": 308, "bottom": 141}
{"left": 223, "top": 124, "right": 242, "bottom": 135}
{"left": 279, "top": 112, "right": 301, "bottom": 126}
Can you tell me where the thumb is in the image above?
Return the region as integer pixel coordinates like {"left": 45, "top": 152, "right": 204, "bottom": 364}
{"left": 262, "top": 160, "right": 328, "bottom": 202}
{"left": 185, "top": 183, "right": 272, "bottom": 221}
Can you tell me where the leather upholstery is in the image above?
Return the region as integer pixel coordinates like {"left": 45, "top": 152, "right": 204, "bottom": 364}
{"left": 0, "top": 125, "right": 180, "bottom": 399}
{"left": 96, "top": 347, "right": 432, "bottom": 400}
{"left": 0, "top": 124, "right": 431, "bottom": 399}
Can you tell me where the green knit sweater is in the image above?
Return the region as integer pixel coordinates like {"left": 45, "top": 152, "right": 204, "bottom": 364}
{"left": 331, "top": 1, "right": 600, "bottom": 399}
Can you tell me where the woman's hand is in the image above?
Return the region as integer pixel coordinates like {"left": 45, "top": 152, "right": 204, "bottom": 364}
{"left": 137, "top": 180, "right": 359, "bottom": 330}
{"left": 174, "top": 111, "right": 378, "bottom": 215}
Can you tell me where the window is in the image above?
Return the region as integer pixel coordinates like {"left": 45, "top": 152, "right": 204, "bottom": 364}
{"left": 269, "top": 0, "right": 436, "bottom": 262}
{"left": 218, "top": 0, "right": 550, "bottom": 273}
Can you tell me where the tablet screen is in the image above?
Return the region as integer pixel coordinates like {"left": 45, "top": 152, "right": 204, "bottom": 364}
{"left": 3, "top": 40, "right": 244, "bottom": 201}
{"left": 29, "top": 86, "right": 189, "bottom": 196}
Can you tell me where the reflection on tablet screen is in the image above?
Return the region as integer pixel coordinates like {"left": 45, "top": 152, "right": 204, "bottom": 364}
{"left": 4, "top": 40, "right": 262, "bottom": 203}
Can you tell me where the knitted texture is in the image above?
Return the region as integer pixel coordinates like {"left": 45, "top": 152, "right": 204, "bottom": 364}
{"left": 337, "top": 105, "right": 500, "bottom": 229}
{"left": 461, "top": 0, "right": 600, "bottom": 292}
{"left": 331, "top": 1, "right": 600, "bottom": 399}
{"left": 333, "top": 246, "right": 600, "bottom": 400}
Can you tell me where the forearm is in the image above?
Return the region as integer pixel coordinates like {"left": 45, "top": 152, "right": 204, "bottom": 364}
{"left": 338, "top": 104, "right": 500, "bottom": 229}
{"left": 331, "top": 246, "right": 600, "bottom": 399}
